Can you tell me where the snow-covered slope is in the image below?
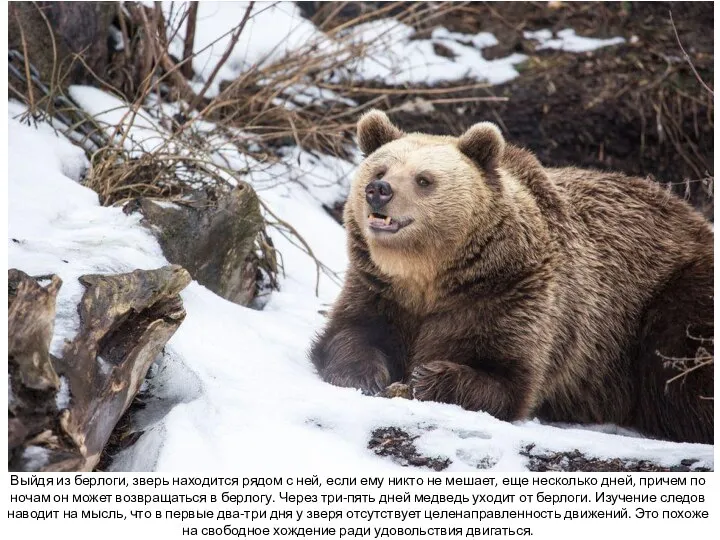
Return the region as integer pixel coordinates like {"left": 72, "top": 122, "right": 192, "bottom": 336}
{"left": 7, "top": 97, "right": 713, "bottom": 473}
{"left": 162, "top": 1, "right": 529, "bottom": 95}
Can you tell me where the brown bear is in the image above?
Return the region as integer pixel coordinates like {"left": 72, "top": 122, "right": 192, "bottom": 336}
{"left": 310, "top": 110, "right": 714, "bottom": 444}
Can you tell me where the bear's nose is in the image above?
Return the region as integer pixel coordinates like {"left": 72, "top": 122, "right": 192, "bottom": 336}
{"left": 365, "top": 180, "right": 393, "bottom": 210}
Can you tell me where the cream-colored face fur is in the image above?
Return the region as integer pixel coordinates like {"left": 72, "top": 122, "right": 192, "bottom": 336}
{"left": 351, "top": 135, "right": 488, "bottom": 254}
{"left": 348, "top": 112, "right": 504, "bottom": 284}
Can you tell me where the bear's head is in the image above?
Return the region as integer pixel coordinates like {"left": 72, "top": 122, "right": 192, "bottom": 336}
{"left": 346, "top": 109, "right": 506, "bottom": 281}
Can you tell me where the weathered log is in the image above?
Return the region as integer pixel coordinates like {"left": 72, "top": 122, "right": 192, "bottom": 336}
{"left": 8, "top": 265, "right": 191, "bottom": 471}
{"left": 125, "top": 185, "right": 265, "bottom": 306}
{"left": 8, "top": 270, "right": 62, "bottom": 392}
{"left": 8, "top": 270, "right": 63, "bottom": 460}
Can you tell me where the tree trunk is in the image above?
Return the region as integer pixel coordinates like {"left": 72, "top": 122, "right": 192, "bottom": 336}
{"left": 8, "top": 2, "right": 116, "bottom": 91}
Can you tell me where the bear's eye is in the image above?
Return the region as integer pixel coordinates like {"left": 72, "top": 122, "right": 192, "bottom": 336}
{"left": 375, "top": 169, "right": 386, "bottom": 180}
{"left": 416, "top": 175, "right": 432, "bottom": 187}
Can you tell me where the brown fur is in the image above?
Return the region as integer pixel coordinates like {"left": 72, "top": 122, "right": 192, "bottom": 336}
{"left": 310, "top": 110, "right": 714, "bottom": 444}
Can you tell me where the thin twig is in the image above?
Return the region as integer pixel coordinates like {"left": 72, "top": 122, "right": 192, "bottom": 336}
{"left": 259, "top": 199, "right": 341, "bottom": 297}
{"left": 669, "top": 10, "right": 713, "bottom": 96}
{"left": 12, "top": 4, "right": 36, "bottom": 113}
{"left": 32, "top": 2, "right": 59, "bottom": 108}
{"left": 664, "top": 358, "right": 713, "bottom": 388}
{"left": 188, "top": 1, "right": 255, "bottom": 111}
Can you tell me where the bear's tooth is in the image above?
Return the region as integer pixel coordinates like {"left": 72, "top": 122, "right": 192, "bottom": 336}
{"left": 384, "top": 216, "right": 391, "bottom": 225}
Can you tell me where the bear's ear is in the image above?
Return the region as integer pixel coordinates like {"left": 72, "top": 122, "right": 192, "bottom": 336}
{"left": 457, "top": 122, "right": 505, "bottom": 172}
{"left": 357, "top": 110, "right": 404, "bottom": 156}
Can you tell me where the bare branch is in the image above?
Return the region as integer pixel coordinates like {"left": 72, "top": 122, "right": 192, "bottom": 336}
{"left": 188, "top": 1, "right": 255, "bottom": 111}
{"left": 182, "top": 2, "right": 199, "bottom": 79}
{"left": 669, "top": 10, "right": 713, "bottom": 96}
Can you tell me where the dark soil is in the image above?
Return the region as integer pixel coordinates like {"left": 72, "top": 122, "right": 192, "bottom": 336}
{"left": 521, "top": 444, "right": 712, "bottom": 472}
{"left": 368, "top": 427, "right": 451, "bottom": 471}
{"left": 367, "top": 430, "right": 712, "bottom": 472}
{"left": 368, "top": 428, "right": 712, "bottom": 472}
{"left": 312, "top": 2, "right": 715, "bottom": 220}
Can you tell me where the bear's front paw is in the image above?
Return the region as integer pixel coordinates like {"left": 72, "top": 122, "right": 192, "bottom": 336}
{"left": 410, "top": 360, "right": 467, "bottom": 404}
{"left": 322, "top": 355, "right": 391, "bottom": 396}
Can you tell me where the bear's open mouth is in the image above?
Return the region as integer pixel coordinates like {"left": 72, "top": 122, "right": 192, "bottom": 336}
{"left": 367, "top": 213, "right": 413, "bottom": 233}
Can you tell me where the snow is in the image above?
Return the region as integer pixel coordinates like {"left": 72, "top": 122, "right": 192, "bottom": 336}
{"left": 163, "top": 1, "right": 319, "bottom": 97}
{"left": 337, "top": 21, "right": 527, "bottom": 86}
{"left": 160, "top": 2, "right": 628, "bottom": 101}
{"left": 163, "top": 1, "right": 529, "bottom": 93}
{"left": 55, "top": 377, "right": 71, "bottom": 410}
{"left": 525, "top": 28, "right": 626, "bottom": 53}
{"left": 7, "top": 91, "right": 713, "bottom": 473}
{"left": 21, "top": 446, "right": 51, "bottom": 470}
{"left": 68, "top": 86, "right": 167, "bottom": 155}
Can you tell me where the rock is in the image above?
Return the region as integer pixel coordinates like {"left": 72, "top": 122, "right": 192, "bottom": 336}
{"left": 8, "top": 265, "right": 191, "bottom": 471}
{"left": 125, "top": 185, "right": 271, "bottom": 307}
